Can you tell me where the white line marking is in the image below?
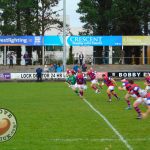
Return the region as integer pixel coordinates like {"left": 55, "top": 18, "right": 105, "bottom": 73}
{"left": 83, "top": 98, "right": 133, "bottom": 150}
{"left": 49, "top": 138, "right": 150, "bottom": 142}
{"left": 49, "top": 138, "right": 119, "bottom": 142}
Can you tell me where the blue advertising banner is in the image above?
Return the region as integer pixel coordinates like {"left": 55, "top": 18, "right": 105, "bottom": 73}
{"left": 67, "top": 36, "right": 122, "bottom": 46}
{"left": 0, "top": 36, "right": 42, "bottom": 46}
{"left": 0, "top": 35, "right": 123, "bottom": 46}
{"left": 44, "top": 36, "right": 63, "bottom": 46}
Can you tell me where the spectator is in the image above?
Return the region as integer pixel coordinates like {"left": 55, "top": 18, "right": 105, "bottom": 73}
{"left": 82, "top": 63, "right": 87, "bottom": 72}
{"left": 49, "top": 64, "right": 55, "bottom": 72}
{"left": 36, "top": 66, "right": 43, "bottom": 82}
{"left": 56, "top": 64, "right": 63, "bottom": 72}
{"left": 8, "top": 53, "right": 13, "bottom": 68}
{"left": 119, "top": 49, "right": 125, "bottom": 64}
{"left": 73, "top": 64, "right": 79, "bottom": 73}
{"left": 53, "top": 64, "right": 57, "bottom": 72}
{"left": 43, "top": 65, "right": 49, "bottom": 73}
{"left": 89, "top": 56, "right": 93, "bottom": 65}
{"left": 23, "top": 52, "right": 29, "bottom": 66}
{"left": 74, "top": 53, "right": 79, "bottom": 64}
{"left": 79, "top": 52, "right": 84, "bottom": 66}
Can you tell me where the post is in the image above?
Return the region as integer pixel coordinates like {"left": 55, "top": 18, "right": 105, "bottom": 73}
{"left": 4, "top": 46, "right": 6, "bottom": 65}
{"left": 21, "top": 45, "right": 26, "bottom": 65}
{"left": 109, "top": 46, "right": 112, "bottom": 64}
{"left": 42, "top": 37, "right": 45, "bottom": 65}
{"left": 121, "top": 45, "right": 124, "bottom": 64}
{"left": 143, "top": 45, "right": 145, "bottom": 65}
{"left": 63, "top": 0, "right": 66, "bottom": 72}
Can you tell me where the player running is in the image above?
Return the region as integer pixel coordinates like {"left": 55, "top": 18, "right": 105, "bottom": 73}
{"left": 118, "top": 78, "right": 132, "bottom": 110}
{"left": 142, "top": 92, "right": 150, "bottom": 119}
{"left": 144, "top": 73, "right": 150, "bottom": 92}
{"left": 75, "top": 71, "right": 87, "bottom": 98}
{"left": 65, "top": 71, "right": 78, "bottom": 94}
{"left": 87, "top": 68, "right": 101, "bottom": 94}
{"left": 102, "top": 74, "right": 119, "bottom": 102}
{"left": 128, "top": 80, "right": 147, "bottom": 119}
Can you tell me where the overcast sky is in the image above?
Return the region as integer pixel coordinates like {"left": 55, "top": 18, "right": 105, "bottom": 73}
{"left": 56, "top": 0, "right": 83, "bottom": 27}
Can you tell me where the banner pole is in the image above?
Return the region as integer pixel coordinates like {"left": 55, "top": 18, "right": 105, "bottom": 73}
{"left": 4, "top": 46, "right": 6, "bottom": 66}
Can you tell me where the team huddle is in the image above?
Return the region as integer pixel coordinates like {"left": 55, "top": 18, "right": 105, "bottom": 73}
{"left": 66, "top": 68, "right": 150, "bottom": 120}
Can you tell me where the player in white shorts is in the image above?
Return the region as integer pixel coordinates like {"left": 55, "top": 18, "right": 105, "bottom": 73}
{"left": 144, "top": 73, "right": 150, "bottom": 92}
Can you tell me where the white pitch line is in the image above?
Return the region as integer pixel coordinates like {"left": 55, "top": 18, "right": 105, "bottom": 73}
{"left": 49, "top": 138, "right": 119, "bottom": 142}
{"left": 82, "top": 98, "right": 133, "bottom": 150}
{"left": 49, "top": 138, "right": 150, "bottom": 142}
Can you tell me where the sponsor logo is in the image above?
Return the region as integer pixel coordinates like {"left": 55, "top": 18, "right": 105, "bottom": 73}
{"left": 108, "top": 72, "right": 150, "bottom": 78}
{"left": 0, "top": 108, "right": 17, "bottom": 142}
{"left": 0, "top": 73, "right": 11, "bottom": 80}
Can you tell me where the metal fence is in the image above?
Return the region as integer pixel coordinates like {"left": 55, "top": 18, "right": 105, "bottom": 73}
{"left": 0, "top": 55, "right": 149, "bottom": 65}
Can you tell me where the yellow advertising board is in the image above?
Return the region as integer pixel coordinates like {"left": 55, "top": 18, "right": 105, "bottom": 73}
{"left": 123, "top": 36, "right": 150, "bottom": 46}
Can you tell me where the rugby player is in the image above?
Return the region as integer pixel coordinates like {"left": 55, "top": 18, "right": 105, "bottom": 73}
{"left": 128, "top": 80, "right": 147, "bottom": 119}
{"left": 87, "top": 68, "right": 100, "bottom": 94}
{"left": 144, "top": 73, "right": 150, "bottom": 92}
{"left": 75, "top": 71, "right": 87, "bottom": 98}
{"left": 102, "top": 74, "right": 119, "bottom": 102}
{"left": 142, "top": 92, "right": 150, "bottom": 119}
{"left": 65, "top": 71, "right": 78, "bottom": 94}
{"left": 118, "top": 78, "right": 132, "bottom": 109}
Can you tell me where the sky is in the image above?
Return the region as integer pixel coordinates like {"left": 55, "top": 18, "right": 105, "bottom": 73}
{"left": 56, "top": 0, "right": 84, "bottom": 27}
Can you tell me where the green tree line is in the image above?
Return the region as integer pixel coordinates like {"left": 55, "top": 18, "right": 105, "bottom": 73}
{"left": 77, "top": 0, "right": 150, "bottom": 64}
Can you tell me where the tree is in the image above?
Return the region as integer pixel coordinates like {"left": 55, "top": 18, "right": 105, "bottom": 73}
{"left": 0, "top": 0, "right": 63, "bottom": 65}
{"left": 111, "top": 0, "right": 150, "bottom": 64}
{"left": 77, "top": 0, "right": 112, "bottom": 64}
{"left": 77, "top": 0, "right": 150, "bottom": 64}
{"left": 0, "top": 0, "right": 16, "bottom": 35}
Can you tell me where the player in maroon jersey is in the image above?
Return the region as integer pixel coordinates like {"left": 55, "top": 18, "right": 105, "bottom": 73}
{"left": 102, "top": 74, "right": 119, "bottom": 102}
{"left": 75, "top": 72, "right": 87, "bottom": 98}
{"left": 71, "top": 69, "right": 76, "bottom": 76}
{"left": 66, "top": 68, "right": 71, "bottom": 76}
{"left": 118, "top": 79, "right": 132, "bottom": 109}
{"left": 87, "top": 68, "right": 100, "bottom": 93}
{"left": 144, "top": 73, "right": 150, "bottom": 91}
{"left": 142, "top": 92, "right": 150, "bottom": 118}
{"left": 128, "top": 80, "right": 147, "bottom": 119}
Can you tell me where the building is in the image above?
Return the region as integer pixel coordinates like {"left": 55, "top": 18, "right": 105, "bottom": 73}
{"left": 44, "top": 15, "right": 93, "bottom": 64}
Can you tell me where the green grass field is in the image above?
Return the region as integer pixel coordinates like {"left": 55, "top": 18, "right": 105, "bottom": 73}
{"left": 0, "top": 81, "right": 150, "bottom": 150}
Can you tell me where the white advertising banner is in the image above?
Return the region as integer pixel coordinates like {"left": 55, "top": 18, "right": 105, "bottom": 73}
{"left": 11, "top": 73, "right": 66, "bottom": 80}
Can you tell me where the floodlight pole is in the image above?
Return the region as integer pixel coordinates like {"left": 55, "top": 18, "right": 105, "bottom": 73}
{"left": 63, "top": 0, "right": 66, "bottom": 72}
{"left": 42, "top": 37, "right": 45, "bottom": 65}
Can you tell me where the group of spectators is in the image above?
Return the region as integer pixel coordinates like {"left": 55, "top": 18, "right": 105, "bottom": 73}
{"left": 43, "top": 63, "right": 63, "bottom": 73}
{"left": 7, "top": 51, "right": 30, "bottom": 68}
{"left": 74, "top": 52, "right": 84, "bottom": 66}
{"left": 36, "top": 63, "right": 64, "bottom": 82}
{"left": 36, "top": 63, "right": 88, "bottom": 82}
{"left": 73, "top": 63, "right": 87, "bottom": 73}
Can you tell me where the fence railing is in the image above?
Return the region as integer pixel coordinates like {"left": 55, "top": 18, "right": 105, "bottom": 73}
{"left": 0, "top": 56, "right": 149, "bottom": 65}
